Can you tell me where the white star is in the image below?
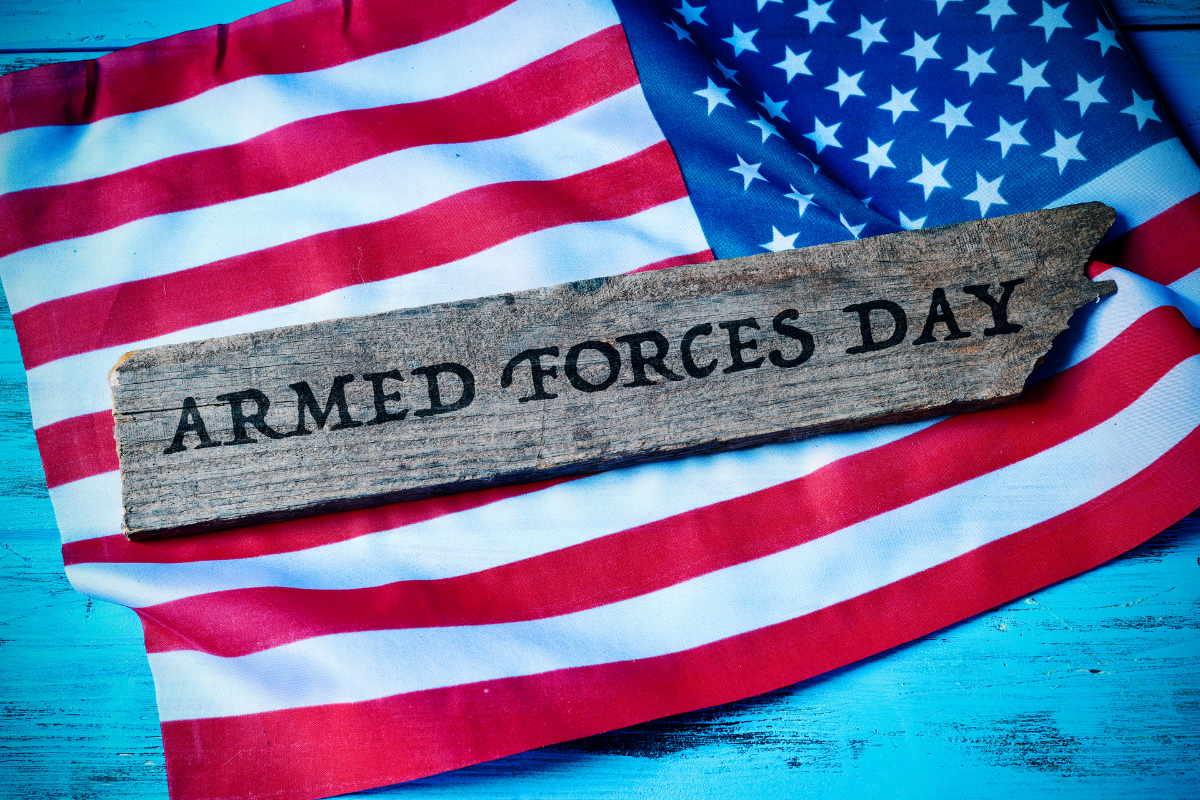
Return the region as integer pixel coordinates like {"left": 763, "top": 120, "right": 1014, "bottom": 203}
{"left": 1065, "top": 73, "right": 1108, "bottom": 116}
{"left": 861, "top": 196, "right": 873, "bottom": 207}
{"left": 1086, "top": 18, "right": 1122, "bottom": 56}
{"left": 730, "top": 154, "right": 767, "bottom": 190}
{"left": 664, "top": 19, "right": 695, "bottom": 43}
{"left": 848, "top": 15, "right": 888, "bottom": 54}
{"left": 878, "top": 86, "right": 918, "bottom": 123}
{"left": 1009, "top": 59, "right": 1051, "bottom": 100}
{"left": 1042, "top": 130, "right": 1086, "bottom": 173}
{"left": 930, "top": 0, "right": 963, "bottom": 14}
{"left": 963, "top": 172, "right": 1007, "bottom": 217}
{"left": 784, "top": 184, "right": 816, "bottom": 217}
{"left": 985, "top": 116, "right": 1029, "bottom": 157}
{"left": 1030, "top": 1, "right": 1072, "bottom": 41}
{"left": 840, "top": 213, "right": 866, "bottom": 239}
{"left": 757, "top": 0, "right": 784, "bottom": 10}
{"left": 899, "top": 210, "right": 927, "bottom": 229}
{"left": 955, "top": 46, "right": 996, "bottom": 86}
{"left": 762, "top": 226, "right": 800, "bottom": 252}
{"left": 723, "top": 24, "right": 760, "bottom": 57}
{"left": 774, "top": 46, "right": 812, "bottom": 82}
{"left": 675, "top": 1, "right": 707, "bottom": 25}
{"left": 931, "top": 99, "right": 973, "bottom": 138}
{"left": 748, "top": 114, "right": 782, "bottom": 143}
{"left": 805, "top": 118, "right": 843, "bottom": 153}
{"left": 694, "top": 78, "right": 734, "bottom": 115}
{"left": 902, "top": 32, "right": 941, "bottom": 71}
{"left": 1120, "top": 89, "right": 1160, "bottom": 130}
{"left": 977, "top": 0, "right": 1016, "bottom": 30}
{"left": 758, "top": 92, "right": 790, "bottom": 121}
{"left": 909, "top": 156, "right": 952, "bottom": 200}
{"left": 795, "top": 0, "right": 835, "bottom": 32}
{"left": 855, "top": 138, "right": 896, "bottom": 178}
{"left": 826, "top": 68, "right": 866, "bottom": 106}
{"left": 712, "top": 59, "right": 740, "bottom": 84}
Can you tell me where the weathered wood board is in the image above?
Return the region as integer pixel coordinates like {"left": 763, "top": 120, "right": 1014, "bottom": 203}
{"left": 110, "top": 203, "right": 1115, "bottom": 539}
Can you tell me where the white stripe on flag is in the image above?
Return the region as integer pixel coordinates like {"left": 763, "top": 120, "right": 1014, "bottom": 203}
{"left": 147, "top": 354, "right": 1200, "bottom": 721}
{"left": 1167, "top": 268, "right": 1200, "bottom": 308}
{"left": 2, "top": 87, "right": 663, "bottom": 313}
{"left": 51, "top": 472, "right": 124, "bottom": 544}
{"left": 1047, "top": 138, "right": 1200, "bottom": 239}
{"left": 28, "top": 199, "right": 707, "bottom": 432}
{"left": 0, "top": 0, "right": 621, "bottom": 194}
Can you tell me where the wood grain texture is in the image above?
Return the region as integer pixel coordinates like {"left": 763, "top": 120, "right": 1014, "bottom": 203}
{"left": 1109, "top": 0, "right": 1200, "bottom": 27}
{"left": 110, "top": 204, "right": 1115, "bottom": 539}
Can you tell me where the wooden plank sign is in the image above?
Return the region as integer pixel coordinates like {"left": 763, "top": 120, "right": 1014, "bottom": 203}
{"left": 110, "top": 203, "right": 1115, "bottom": 539}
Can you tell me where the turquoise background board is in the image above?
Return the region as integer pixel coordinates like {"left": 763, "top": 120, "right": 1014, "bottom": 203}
{"left": 0, "top": 1, "right": 1197, "bottom": 796}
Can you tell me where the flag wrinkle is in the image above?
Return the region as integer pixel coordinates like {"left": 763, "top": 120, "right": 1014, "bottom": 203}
{"left": 0, "top": 0, "right": 618, "bottom": 191}
{"left": 0, "top": 26, "right": 637, "bottom": 260}
{"left": 3, "top": 86, "right": 667, "bottom": 314}
{"left": 0, "top": 0, "right": 520, "bottom": 135}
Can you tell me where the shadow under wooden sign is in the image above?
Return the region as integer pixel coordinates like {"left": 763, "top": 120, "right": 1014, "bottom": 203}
{"left": 110, "top": 202, "right": 1115, "bottom": 539}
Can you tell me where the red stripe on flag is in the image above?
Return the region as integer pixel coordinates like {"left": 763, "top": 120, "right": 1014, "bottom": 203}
{"left": 0, "top": 0, "right": 517, "bottom": 134}
{"left": 135, "top": 305, "right": 1200, "bottom": 656}
{"left": 62, "top": 475, "right": 580, "bottom": 565}
{"left": 15, "top": 141, "right": 688, "bottom": 371}
{"left": 633, "top": 250, "right": 715, "bottom": 272}
{"left": 35, "top": 411, "right": 116, "bottom": 489}
{"left": 159, "top": 422, "right": 1200, "bottom": 800}
{"left": 1094, "top": 193, "right": 1200, "bottom": 286}
{"left": 0, "top": 26, "right": 636, "bottom": 258}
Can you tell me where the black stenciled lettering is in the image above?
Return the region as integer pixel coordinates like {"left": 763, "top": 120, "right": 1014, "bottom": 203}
{"left": 680, "top": 323, "right": 717, "bottom": 379}
{"left": 719, "top": 318, "right": 764, "bottom": 373}
{"left": 361, "top": 370, "right": 408, "bottom": 425}
{"left": 769, "top": 309, "right": 815, "bottom": 368}
{"left": 913, "top": 287, "right": 972, "bottom": 345}
{"left": 216, "top": 389, "right": 289, "bottom": 445}
{"left": 565, "top": 340, "right": 621, "bottom": 392}
{"left": 163, "top": 396, "right": 222, "bottom": 454}
{"left": 501, "top": 347, "right": 559, "bottom": 402}
{"left": 616, "top": 330, "right": 683, "bottom": 387}
{"left": 963, "top": 278, "right": 1025, "bottom": 336}
{"left": 412, "top": 363, "right": 475, "bottom": 417}
{"left": 288, "top": 375, "right": 362, "bottom": 434}
{"left": 843, "top": 300, "right": 908, "bottom": 354}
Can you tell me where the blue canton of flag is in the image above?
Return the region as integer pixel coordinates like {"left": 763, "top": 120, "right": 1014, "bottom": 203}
{"left": 614, "top": 0, "right": 1172, "bottom": 257}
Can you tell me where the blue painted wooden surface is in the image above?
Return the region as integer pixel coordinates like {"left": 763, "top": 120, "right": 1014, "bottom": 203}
{"left": 0, "top": 2, "right": 1197, "bottom": 797}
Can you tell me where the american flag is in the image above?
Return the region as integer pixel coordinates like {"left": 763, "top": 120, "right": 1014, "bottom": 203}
{"left": 1, "top": 0, "right": 1198, "bottom": 798}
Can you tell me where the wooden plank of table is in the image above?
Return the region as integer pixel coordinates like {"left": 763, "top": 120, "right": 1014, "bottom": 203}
{"left": 111, "top": 205, "right": 1114, "bottom": 539}
{"left": 1109, "top": 0, "right": 1200, "bottom": 27}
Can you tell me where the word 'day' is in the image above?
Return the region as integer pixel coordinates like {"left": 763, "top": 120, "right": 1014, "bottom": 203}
{"left": 110, "top": 203, "right": 1115, "bottom": 539}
